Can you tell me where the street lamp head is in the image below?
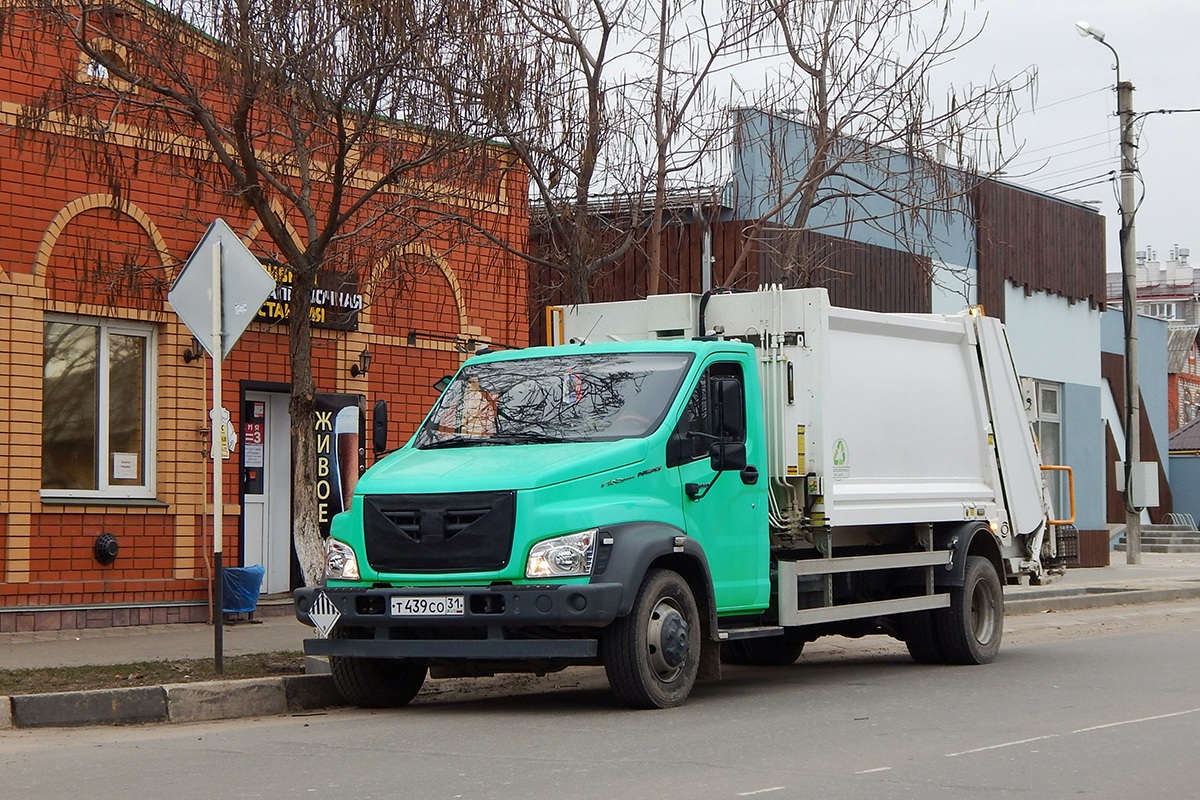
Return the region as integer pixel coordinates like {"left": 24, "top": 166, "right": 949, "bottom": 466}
{"left": 1075, "top": 20, "right": 1106, "bottom": 42}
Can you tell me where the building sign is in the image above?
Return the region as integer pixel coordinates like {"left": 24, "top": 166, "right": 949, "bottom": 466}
{"left": 315, "top": 394, "right": 364, "bottom": 537}
{"left": 256, "top": 263, "right": 363, "bottom": 331}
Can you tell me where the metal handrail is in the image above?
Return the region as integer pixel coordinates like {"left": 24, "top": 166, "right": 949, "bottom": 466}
{"left": 1165, "top": 512, "right": 1197, "bottom": 530}
{"left": 545, "top": 305, "right": 565, "bottom": 346}
{"left": 1041, "top": 465, "right": 1076, "bottom": 525}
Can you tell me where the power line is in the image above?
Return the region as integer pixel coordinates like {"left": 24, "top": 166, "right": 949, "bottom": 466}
{"left": 1043, "top": 172, "right": 1115, "bottom": 194}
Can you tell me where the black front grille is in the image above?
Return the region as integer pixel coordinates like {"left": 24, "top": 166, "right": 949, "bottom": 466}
{"left": 381, "top": 510, "right": 421, "bottom": 539}
{"left": 362, "top": 491, "right": 516, "bottom": 573}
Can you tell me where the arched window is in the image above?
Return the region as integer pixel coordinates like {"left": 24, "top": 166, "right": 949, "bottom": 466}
{"left": 78, "top": 38, "right": 134, "bottom": 92}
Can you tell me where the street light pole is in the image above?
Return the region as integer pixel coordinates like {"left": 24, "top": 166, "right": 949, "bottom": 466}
{"left": 1117, "top": 78, "right": 1142, "bottom": 565}
{"left": 1076, "top": 21, "right": 1141, "bottom": 564}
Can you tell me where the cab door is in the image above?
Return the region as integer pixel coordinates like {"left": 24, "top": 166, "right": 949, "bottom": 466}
{"left": 668, "top": 359, "right": 769, "bottom": 613}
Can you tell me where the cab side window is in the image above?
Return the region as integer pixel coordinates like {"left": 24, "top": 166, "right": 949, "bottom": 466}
{"left": 670, "top": 362, "right": 745, "bottom": 465}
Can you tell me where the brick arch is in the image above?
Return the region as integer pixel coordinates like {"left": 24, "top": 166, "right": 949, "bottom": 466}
{"left": 33, "top": 194, "right": 172, "bottom": 275}
{"left": 383, "top": 243, "right": 468, "bottom": 334}
{"left": 242, "top": 200, "right": 305, "bottom": 253}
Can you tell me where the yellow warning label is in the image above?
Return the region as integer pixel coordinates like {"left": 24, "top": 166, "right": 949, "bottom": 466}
{"left": 797, "top": 425, "right": 806, "bottom": 469}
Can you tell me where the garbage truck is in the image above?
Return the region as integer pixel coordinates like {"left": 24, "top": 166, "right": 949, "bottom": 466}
{"left": 295, "top": 286, "right": 1071, "bottom": 709}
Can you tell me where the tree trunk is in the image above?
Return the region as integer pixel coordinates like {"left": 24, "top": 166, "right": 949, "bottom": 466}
{"left": 288, "top": 264, "right": 324, "bottom": 586}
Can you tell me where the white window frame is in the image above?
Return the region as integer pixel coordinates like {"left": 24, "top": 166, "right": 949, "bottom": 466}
{"left": 41, "top": 315, "right": 158, "bottom": 501}
{"left": 1034, "top": 380, "right": 1064, "bottom": 517}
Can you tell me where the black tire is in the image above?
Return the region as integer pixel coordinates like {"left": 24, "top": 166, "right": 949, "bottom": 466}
{"left": 602, "top": 569, "right": 701, "bottom": 709}
{"left": 722, "top": 635, "right": 805, "bottom": 666}
{"left": 904, "top": 610, "right": 947, "bottom": 664}
{"left": 328, "top": 630, "right": 427, "bottom": 708}
{"left": 935, "top": 555, "right": 1004, "bottom": 665}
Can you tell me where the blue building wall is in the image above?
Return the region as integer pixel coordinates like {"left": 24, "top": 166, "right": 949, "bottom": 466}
{"left": 1005, "top": 284, "right": 1104, "bottom": 530}
{"left": 1168, "top": 455, "right": 1200, "bottom": 524}
{"left": 729, "top": 110, "right": 977, "bottom": 313}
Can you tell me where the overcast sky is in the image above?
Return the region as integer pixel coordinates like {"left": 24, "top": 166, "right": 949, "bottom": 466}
{"left": 953, "top": 0, "right": 1200, "bottom": 276}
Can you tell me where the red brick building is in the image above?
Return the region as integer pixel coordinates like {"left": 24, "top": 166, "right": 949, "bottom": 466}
{"left": 0, "top": 7, "right": 529, "bottom": 629}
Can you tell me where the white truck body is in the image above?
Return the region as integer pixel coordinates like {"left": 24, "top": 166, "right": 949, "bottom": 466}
{"left": 555, "top": 285, "right": 1057, "bottom": 583}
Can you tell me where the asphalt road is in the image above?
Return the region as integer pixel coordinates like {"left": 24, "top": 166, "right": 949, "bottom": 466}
{"left": 4, "top": 601, "right": 1199, "bottom": 800}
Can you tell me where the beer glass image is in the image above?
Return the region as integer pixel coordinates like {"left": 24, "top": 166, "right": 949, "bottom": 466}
{"left": 331, "top": 405, "right": 360, "bottom": 513}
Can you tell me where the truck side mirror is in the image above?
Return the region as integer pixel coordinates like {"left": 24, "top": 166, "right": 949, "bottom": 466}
{"left": 715, "top": 377, "right": 745, "bottom": 439}
{"left": 433, "top": 375, "right": 454, "bottom": 393}
{"left": 372, "top": 400, "right": 388, "bottom": 456}
{"left": 710, "top": 441, "right": 747, "bottom": 472}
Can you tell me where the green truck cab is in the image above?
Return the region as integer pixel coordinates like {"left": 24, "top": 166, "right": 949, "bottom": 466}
{"left": 298, "top": 339, "right": 770, "bottom": 708}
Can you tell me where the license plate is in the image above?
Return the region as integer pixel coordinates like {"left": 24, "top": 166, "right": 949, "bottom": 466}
{"left": 390, "top": 595, "right": 465, "bottom": 616}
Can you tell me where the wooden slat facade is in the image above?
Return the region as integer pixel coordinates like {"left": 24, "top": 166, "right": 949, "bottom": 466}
{"left": 530, "top": 217, "right": 931, "bottom": 342}
{"left": 973, "top": 180, "right": 1107, "bottom": 321}
{"left": 529, "top": 179, "right": 1106, "bottom": 341}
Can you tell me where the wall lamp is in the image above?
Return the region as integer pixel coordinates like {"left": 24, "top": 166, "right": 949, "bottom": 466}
{"left": 182, "top": 336, "right": 204, "bottom": 364}
{"left": 350, "top": 347, "right": 371, "bottom": 377}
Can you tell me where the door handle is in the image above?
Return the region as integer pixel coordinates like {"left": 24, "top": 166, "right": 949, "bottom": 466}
{"left": 740, "top": 465, "right": 759, "bottom": 485}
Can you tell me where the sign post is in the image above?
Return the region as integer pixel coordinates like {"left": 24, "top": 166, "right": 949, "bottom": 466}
{"left": 169, "top": 219, "right": 276, "bottom": 673}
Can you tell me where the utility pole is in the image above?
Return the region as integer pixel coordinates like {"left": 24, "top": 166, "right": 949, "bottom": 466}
{"left": 1117, "top": 78, "right": 1142, "bottom": 565}
{"left": 1076, "top": 21, "right": 1143, "bottom": 564}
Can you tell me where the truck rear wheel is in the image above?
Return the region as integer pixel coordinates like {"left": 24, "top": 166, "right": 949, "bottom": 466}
{"left": 935, "top": 555, "right": 1003, "bottom": 665}
{"left": 602, "top": 569, "right": 700, "bottom": 709}
{"left": 328, "top": 629, "right": 428, "bottom": 708}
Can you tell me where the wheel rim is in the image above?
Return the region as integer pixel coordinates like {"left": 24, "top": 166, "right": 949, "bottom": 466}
{"left": 646, "top": 597, "right": 689, "bottom": 682}
{"left": 970, "top": 579, "right": 997, "bottom": 645}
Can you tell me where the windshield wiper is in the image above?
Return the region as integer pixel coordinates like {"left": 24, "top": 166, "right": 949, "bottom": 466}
{"left": 489, "top": 432, "right": 572, "bottom": 444}
{"left": 418, "top": 435, "right": 490, "bottom": 450}
{"left": 418, "top": 432, "right": 573, "bottom": 449}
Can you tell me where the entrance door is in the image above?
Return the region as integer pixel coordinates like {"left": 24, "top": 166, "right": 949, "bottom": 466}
{"left": 242, "top": 392, "right": 292, "bottom": 595}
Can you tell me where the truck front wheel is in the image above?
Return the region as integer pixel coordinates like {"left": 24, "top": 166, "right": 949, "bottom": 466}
{"left": 602, "top": 569, "right": 700, "bottom": 709}
{"left": 935, "top": 555, "right": 1003, "bottom": 665}
{"left": 329, "top": 630, "right": 428, "bottom": 708}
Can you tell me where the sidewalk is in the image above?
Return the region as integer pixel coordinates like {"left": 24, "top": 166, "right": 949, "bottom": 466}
{"left": 1006, "top": 550, "right": 1200, "bottom": 612}
{"left": 0, "top": 611, "right": 312, "bottom": 671}
{"left": 3, "top": 552, "right": 1200, "bottom": 728}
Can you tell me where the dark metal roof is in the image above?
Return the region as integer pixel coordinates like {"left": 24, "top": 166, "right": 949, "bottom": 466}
{"left": 1169, "top": 416, "right": 1200, "bottom": 452}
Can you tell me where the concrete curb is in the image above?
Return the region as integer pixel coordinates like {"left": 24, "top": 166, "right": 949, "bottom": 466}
{"left": 1, "top": 674, "right": 341, "bottom": 730}
{"left": 1007, "top": 585, "right": 1200, "bottom": 615}
{"left": 11, "top": 686, "right": 168, "bottom": 728}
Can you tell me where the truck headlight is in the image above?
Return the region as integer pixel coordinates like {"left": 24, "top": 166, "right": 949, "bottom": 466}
{"left": 526, "top": 529, "right": 599, "bottom": 578}
{"left": 325, "top": 538, "right": 360, "bottom": 581}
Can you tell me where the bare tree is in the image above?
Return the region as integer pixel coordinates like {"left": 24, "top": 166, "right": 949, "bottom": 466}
{"left": 501, "top": 0, "right": 750, "bottom": 305}
{"left": 637, "top": 0, "right": 759, "bottom": 295}
{"left": 498, "top": 0, "right": 647, "bottom": 306}
{"left": 8, "top": 0, "right": 531, "bottom": 583}
{"left": 720, "top": 0, "right": 1034, "bottom": 295}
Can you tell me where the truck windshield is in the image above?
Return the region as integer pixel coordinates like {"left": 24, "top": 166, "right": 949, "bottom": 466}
{"left": 414, "top": 352, "right": 693, "bottom": 448}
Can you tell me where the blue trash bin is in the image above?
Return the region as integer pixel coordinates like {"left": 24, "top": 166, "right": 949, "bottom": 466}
{"left": 222, "top": 564, "right": 266, "bottom": 614}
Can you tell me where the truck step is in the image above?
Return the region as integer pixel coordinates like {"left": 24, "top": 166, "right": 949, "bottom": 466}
{"left": 717, "top": 626, "right": 784, "bottom": 641}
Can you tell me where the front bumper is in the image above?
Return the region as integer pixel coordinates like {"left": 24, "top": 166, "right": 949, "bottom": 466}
{"left": 294, "top": 582, "right": 624, "bottom": 661}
